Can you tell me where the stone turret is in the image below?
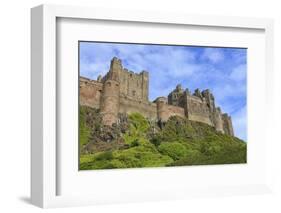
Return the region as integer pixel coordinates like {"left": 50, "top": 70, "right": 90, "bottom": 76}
{"left": 214, "top": 107, "right": 224, "bottom": 133}
{"left": 222, "top": 114, "right": 234, "bottom": 136}
{"left": 193, "top": 88, "right": 203, "bottom": 99}
{"left": 155, "top": 97, "right": 168, "bottom": 121}
{"left": 97, "top": 75, "right": 102, "bottom": 82}
{"left": 140, "top": 71, "right": 149, "bottom": 102}
{"left": 202, "top": 89, "right": 215, "bottom": 112}
{"left": 100, "top": 57, "right": 121, "bottom": 126}
{"left": 168, "top": 84, "right": 184, "bottom": 106}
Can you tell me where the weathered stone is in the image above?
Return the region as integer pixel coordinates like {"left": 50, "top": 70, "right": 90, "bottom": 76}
{"left": 80, "top": 57, "right": 235, "bottom": 136}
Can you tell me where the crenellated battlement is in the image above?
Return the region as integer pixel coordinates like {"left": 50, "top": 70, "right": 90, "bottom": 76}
{"left": 80, "top": 57, "right": 234, "bottom": 136}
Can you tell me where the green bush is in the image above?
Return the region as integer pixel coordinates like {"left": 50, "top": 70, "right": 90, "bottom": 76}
{"left": 159, "top": 116, "right": 196, "bottom": 141}
{"left": 150, "top": 136, "right": 162, "bottom": 147}
{"left": 158, "top": 142, "right": 187, "bottom": 160}
{"left": 123, "top": 113, "right": 150, "bottom": 146}
{"left": 80, "top": 145, "right": 174, "bottom": 170}
{"left": 128, "top": 113, "right": 150, "bottom": 133}
{"left": 95, "top": 151, "right": 113, "bottom": 161}
{"left": 130, "top": 139, "right": 140, "bottom": 147}
{"left": 79, "top": 107, "right": 91, "bottom": 148}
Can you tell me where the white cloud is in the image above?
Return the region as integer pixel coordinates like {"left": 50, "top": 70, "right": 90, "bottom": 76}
{"left": 231, "top": 106, "right": 247, "bottom": 141}
{"left": 79, "top": 42, "right": 247, "bottom": 141}
{"left": 229, "top": 64, "right": 246, "bottom": 82}
{"left": 144, "top": 49, "right": 200, "bottom": 79}
{"left": 202, "top": 48, "right": 224, "bottom": 63}
{"left": 213, "top": 82, "right": 246, "bottom": 104}
{"left": 80, "top": 61, "right": 109, "bottom": 80}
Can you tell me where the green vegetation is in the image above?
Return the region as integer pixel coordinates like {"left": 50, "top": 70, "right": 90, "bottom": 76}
{"left": 158, "top": 142, "right": 188, "bottom": 160}
{"left": 80, "top": 144, "right": 173, "bottom": 170}
{"left": 79, "top": 106, "right": 247, "bottom": 170}
{"left": 79, "top": 106, "right": 91, "bottom": 150}
{"left": 123, "top": 112, "right": 150, "bottom": 146}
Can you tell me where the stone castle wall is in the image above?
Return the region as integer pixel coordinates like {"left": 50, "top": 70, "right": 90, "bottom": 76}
{"left": 184, "top": 94, "right": 213, "bottom": 126}
{"left": 119, "top": 96, "right": 157, "bottom": 120}
{"left": 80, "top": 77, "right": 103, "bottom": 109}
{"left": 79, "top": 57, "right": 235, "bottom": 136}
{"left": 155, "top": 97, "right": 185, "bottom": 122}
{"left": 80, "top": 77, "right": 157, "bottom": 120}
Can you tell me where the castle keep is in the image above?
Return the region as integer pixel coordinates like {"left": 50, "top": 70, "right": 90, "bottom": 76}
{"left": 80, "top": 57, "right": 234, "bottom": 136}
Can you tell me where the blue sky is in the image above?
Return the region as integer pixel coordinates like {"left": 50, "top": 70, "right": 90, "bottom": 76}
{"left": 79, "top": 42, "right": 247, "bottom": 141}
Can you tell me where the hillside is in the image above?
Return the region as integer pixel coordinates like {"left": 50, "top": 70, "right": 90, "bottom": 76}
{"left": 79, "top": 106, "right": 247, "bottom": 170}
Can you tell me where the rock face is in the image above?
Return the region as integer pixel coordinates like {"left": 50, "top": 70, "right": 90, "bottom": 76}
{"left": 80, "top": 57, "right": 234, "bottom": 136}
{"left": 80, "top": 107, "right": 129, "bottom": 154}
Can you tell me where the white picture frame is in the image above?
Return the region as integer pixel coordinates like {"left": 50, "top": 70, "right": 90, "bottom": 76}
{"left": 31, "top": 4, "right": 274, "bottom": 208}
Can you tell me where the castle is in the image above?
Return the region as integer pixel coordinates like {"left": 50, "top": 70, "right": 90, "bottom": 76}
{"left": 80, "top": 57, "right": 234, "bottom": 136}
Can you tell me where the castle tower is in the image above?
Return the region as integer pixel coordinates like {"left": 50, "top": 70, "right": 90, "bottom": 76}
{"left": 100, "top": 57, "right": 121, "bottom": 126}
{"left": 202, "top": 89, "right": 215, "bottom": 112}
{"left": 193, "top": 88, "right": 203, "bottom": 99}
{"left": 168, "top": 84, "right": 184, "bottom": 106}
{"left": 222, "top": 114, "right": 234, "bottom": 136}
{"left": 141, "top": 71, "right": 149, "bottom": 102}
{"left": 155, "top": 97, "right": 168, "bottom": 122}
{"left": 178, "top": 90, "right": 189, "bottom": 117}
{"left": 214, "top": 107, "right": 224, "bottom": 133}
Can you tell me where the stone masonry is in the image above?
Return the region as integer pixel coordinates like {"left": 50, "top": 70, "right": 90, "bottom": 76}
{"left": 80, "top": 57, "right": 234, "bottom": 136}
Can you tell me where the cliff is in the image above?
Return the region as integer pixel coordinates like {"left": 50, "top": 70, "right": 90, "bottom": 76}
{"left": 79, "top": 106, "right": 246, "bottom": 170}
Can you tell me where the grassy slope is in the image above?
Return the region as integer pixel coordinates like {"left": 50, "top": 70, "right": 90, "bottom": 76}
{"left": 79, "top": 106, "right": 246, "bottom": 170}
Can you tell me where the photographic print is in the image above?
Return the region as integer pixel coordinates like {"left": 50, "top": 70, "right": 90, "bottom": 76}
{"left": 79, "top": 41, "right": 247, "bottom": 170}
